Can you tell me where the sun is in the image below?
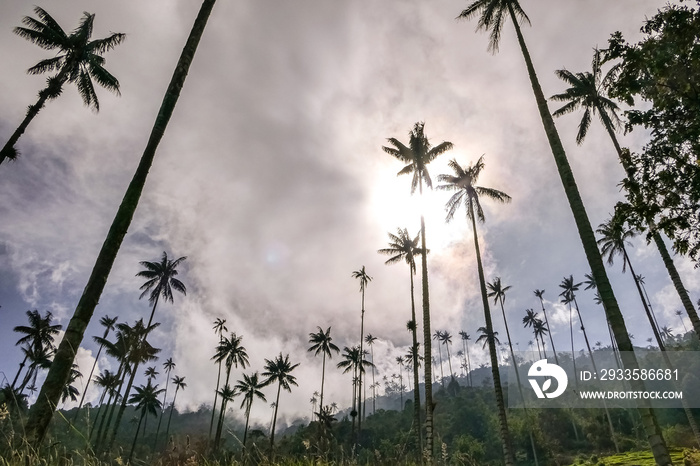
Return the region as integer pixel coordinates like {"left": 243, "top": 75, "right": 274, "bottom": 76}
{"left": 369, "top": 170, "right": 465, "bottom": 253}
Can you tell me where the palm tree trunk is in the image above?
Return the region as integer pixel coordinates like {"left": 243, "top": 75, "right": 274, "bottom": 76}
{"left": 165, "top": 386, "right": 180, "bottom": 445}
{"left": 214, "top": 367, "right": 232, "bottom": 450}
{"left": 417, "top": 176, "right": 435, "bottom": 458}
{"left": 436, "top": 342, "right": 445, "bottom": 389}
{"left": 242, "top": 403, "right": 251, "bottom": 447}
{"left": 445, "top": 343, "right": 454, "bottom": 379}
{"left": 538, "top": 297, "right": 558, "bottom": 364}
{"left": 11, "top": 355, "right": 29, "bottom": 389}
{"left": 318, "top": 352, "right": 326, "bottom": 420}
{"left": 108, "top": 361, "right": 141, "bottom": 449}
{"left": 270, "top": 383, "right": 282, "bottom": 453}
{"left": 358, "top": 288, "right": 365, "bottom": 435}
{"left": 507, "top": 5, "right": 672, "bottom": 464}
{"left": 465, "top": 341, "right": 473, "bottom": 388}
{"left": 73, "top": 339, "right": 107, "bottom": 424}
{"left": 128, "top": 410, "right": 146, "bottom": 464}
{"left": 470, "top": 206, "right": 514, "bottom": 466}
{"left": 409, "top": 269, "right": 423, "bottom": 456}
{"left": 23, "top": 0, "right": 219, "bottom": 448}
{"left": 0, "top": 74, "right": 66, "bottom": 165}
{"left": 209, "top": 359, "right": 222, "bottom": 440}
{"left": 154, "top": 367, "right": 171, "bottom": 449}
{"left": 601, "top": 113, "right": 700, "bottom": 338}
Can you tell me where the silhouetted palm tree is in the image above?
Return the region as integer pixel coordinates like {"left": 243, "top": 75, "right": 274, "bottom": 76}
{"left": 533, "top": 290, "right": 558, "bottom": 364}
{"left": 154, "top": 357, "right": 175, "bottom": 448}
{"left": 60, "top": 364, "right": 83, "bottom": 406}
{"left": 458, "top": 2, "right": 671, "bottom": 461}
{"left": 459, "top": 331, "right": 473, "bottom": 387}
{"left": 378, "top": 227, "right": 423, "bottom": 448}
{"left": 438, "top": 331, "right": 455, "bottom": 379}
{"left": 437, "top": 155, "right": 513, "bottom": 463}
{"left": 364, "top": 334, "right": 378, "bottom": 416}
{"left": 432, "top": 330, "right": 446, "bottom": 389}
{"left": 73, "top": 315, "right": 117, "bottom": 423}
{"left": 235, "top": 372, "right": 267, "bottom": 448}
{"left": 383, "top": 121, "right": 453, "bottom": 455}
{"left": 164, "top": 376, "right": 186, "bottom": 444}
{"left": 213, "top": 332, "right": 249, "bottom": 449}
{"left": 1, "top": 7, "right": 124, "bottom": 164}
{"left": 308, "top": 326, "right": 340, "bottom": 422}
{"left": 209, "top": 318, "right": 228, "bottom": 439}
{"left": 351, "top": 265, "right": 372, "bottom": 433}
{"left": 12, "top": 310, "right": 62, "bottom": 389}
{"left": 137, "top": 252, "right": 187, "bottom": 328}
{"left": 89, "top": 369, "right": 120, "bottom": 439}
{"left": 127, "top": 381, "right": 164, "bottom": 463}
{"left": 24, "top": 2, "right": 219, "bottom": 446}
{"left": 262, "top": 353, "right": 299, "bottom": 452}
{"left": 523, "top": 309, "right": 542, "bottom": 357}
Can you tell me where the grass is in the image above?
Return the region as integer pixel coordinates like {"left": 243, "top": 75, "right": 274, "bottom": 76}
{"left": 569, "top": 448, "right": 700, "bottom": 466}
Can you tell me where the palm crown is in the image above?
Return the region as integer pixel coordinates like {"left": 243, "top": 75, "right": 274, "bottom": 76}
{"left": 457, "top": 0, "right": 530, "bottom": 53}
{"left": 377, "top": 228, "right": 422, "bottom": 274}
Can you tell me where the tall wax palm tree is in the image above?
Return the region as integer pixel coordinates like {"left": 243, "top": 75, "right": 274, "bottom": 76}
{"left": 144, "top": 366, "right": 159, "bottom": 383}
{"left": 154, "top": 357, "right": 175, "bottom": 448}
{"left": 522, "top": 309, "right": 542, "bottom": 357}
{"left": 214, "top": 384, "right": 236, "bottom": 447}
{"left": 107, "top": 320, "right": 160, "bottom": 450}
{"left": 337, "top": 346, "right": 360, "bottom": 437}
{"left": 533, "top": 290, "right": 558, "bottom": 364}
{"left": 377, "top": 227, "right": 423, "bottom": 449}
{"left": 395, "top": 356, "right": 405, "bottom": 409}
{"left": 262, "top": 353, "right": 299, "bottom": 452}
{"left": 18, "top": 342, "right": 55, "bottom": 395}
{"left": 235, "top": 372, "right": 267, "bottom": 448}
{"left": 0, "top": 8, "right": 124, "bottom": 164}
{"left": 437, "top": 155, "right": 514, "bottom": 464}
{"left": 432, "top": 330, "right": 446, "bottom": 388}
{"left": 351, "top": 265, "right": 372, "bottom": 433}
{"left": 597, "top": 216, "right": 700, "bottom": 445}
{"left": 24, "top": 1, "right": 219, "bottom": 446}
{"left": 60, "top": 364, "right": 83, "bottom": 407}
{"left": 458, "top": 2, "right": 671, "bottom": 463}
{"left": 459, "top": 331, "right": 473, "bottom": 387}
{"left": 73, "top": 315, "right": 117, "bottom": 423}
{"left": 383, "top": 122, "right": 453, "bottom": 455}
{"left": 12, "top": 310, "right": 62, "bottom": 389}
{"left": 533, "top": 319, "right": 548, "bottom": 357}
{"left": 164, "top": 375, "right": 186, "bottom": 444}
{"left": 127, "top": 381, "right": 164, "bottom": 463}
{"left": 213, "top": 332, "right": 249, "bottom": 449}
{"left": 137, "top": 252, "right": 187, "bottom": 328}
{"left": 551, "top": 49, "right": 700, "bottom": 339}
{"left": 308, "top": 326, "right": 340, "bottom": 420}
{"left": 488, "top": 277, "right": 540, "bottom": 465}
{"left": 676, "top": 310, "right": 688, "bottom": 334}
{"left": 364, "top": 334, "right": 378, "bottom": 416}
{"left": 209, "top": 318, "right": 228, "bottom": 439}
{"left": 89, "top": 369, "right": 120, "bottom": 439}
{"left": 438, "top": 331, "right": 455, "bottom": 379}
{"left": 636, "top": 275, "right": 662, "bottom": 334}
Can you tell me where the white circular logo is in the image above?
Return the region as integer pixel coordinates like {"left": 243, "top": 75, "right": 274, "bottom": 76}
{"left": 528, "top": 359, "right": 568, "bottom": 399}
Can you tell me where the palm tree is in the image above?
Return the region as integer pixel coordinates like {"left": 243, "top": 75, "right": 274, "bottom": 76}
{"left": 395, "top": 356, "right": 405, "bottom": 408}
{"left": 12, "top": 310, "right": 62, "bottom": 389}
{"left": 522, "top": 309, "right": 542, "bottom": 357}
{"left": 458, "top": 2, "right": 671, "bottom": 462}
{"left": 127, "top": 381, "right": 164, "bottom": 463}
{"left": 676, "top": 310, "right": 689, "bottom": 334}
{"left": 351, "top": 265, "right": 372, "bottom": 433}
{"left": 60, "top": 364, "right": 83, "bottom": 407}
{"left": 164, "top": 376, "right": 186, "bottom": 446}
{"left": 214, "top": 384, "right": 236, "bottom": 447}
{"left": 438, "top": 331, "right": 455, "bottom": 379}
{"left": 437, "top": 155, "right": 514, "bottom": 464}
{"left": 73, "top": 315, "right": 117, "bottom": 423}
{"left": 235, "top": 372, "right": 267, "bottom": 448}
{"left": 459, "top": 331, "right": 473, "bottom": 387}
{"left": 364, "top": 334, "right": 378, "bottom": 416}
{"left": 337, "top": 346, "right": 360, "bottom": 436}
{"left": 377, "top": 227, "right": 423, "bottom": 448}
{"left": 154, "top": 357, "right": 175, "bottom": 448}
{"left": 144, "top": 366, "right": 159, "bottom": 383}
{"left": 432, "top": 330, "right": 446, "bottom": 388}
{"left": 551, "top": 49, "right": 700, "bottom": 339}
{"left": 0, "top": 8, "right": 124, "bottom": 164}
{"left": 209, "top": 318, "right": 228, "bottom": 439}
{"left": 89, "top": 369, "right": 120, "bottom": 439}
{"left": 137, "top": 252, "right": 187, "bottom": 328}
{"left": 107, "top": 320, "right": 160, "bottom": 450}
{"left": 23, "top": 1, "right": 219, "bottom": 446}
{"left": 213, "top": 332, "right": 249, "bottom": 449}
{"left": 532, "top": 319, "right": 548, "bottom": 358}
{"left": 383, "top": 121, "right": 453, "bottom": 455}
{"left": 533, "top": 290, "right": 558, "bottom": 364}
{"left": 262, "top": 353, "right": 299, "bottom": 452}
{"left": 308, "top": 326, "right": 340, "bottom": 421}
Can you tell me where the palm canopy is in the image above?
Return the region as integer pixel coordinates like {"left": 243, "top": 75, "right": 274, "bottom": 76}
{"left": 457, "top": 0, "right": 530, "bottom": 53}
{"left": 262, "top": 353, "right": 300, "bottom": 393}
{"left": 137, "top": 252, "right": 187, "bottom": 305}
{"left": 476, "top": 326, "right": 500, "bottom": 349}
{"left": 487, "top": 277, "right": 512, "bottom": 306}
{"left": 550, "top": 50, "right": 625, "bottom": 144}
{"left": 129, "top": 381, "right": 164, "bottom": 418}
{"left": 522, "top": 309, "right": 539, "bottom": 328}
{"left": 213, "top": 333, "right": 249, "bottom": 370}
{"left": 308, "top": 327, "right": 340, "bottom": 358}
{"left": 437, "top": 156, "right": 511, "bottom": 223}
{"left": 13, "top": 7, "right": 124, "bottom": 110}
{"left": 382, "top": 122, "right": 453, "bottom": 194}
{"left": 377, "top": 228, "right": 422, "bottom": 273}
{"left": 351, "top": 266, "right": 372, "bottom": 293}
{"left": 559, "top": 275, "right": 582, "bottom": 301}
{"left": 596, "top": 215, "right": 635, "bottom": 272}
{"left": 235, "top": 372, "right": 267, "bottom": 411}
{"left": 14, "top": 310, "right": 62, "bottom": 352}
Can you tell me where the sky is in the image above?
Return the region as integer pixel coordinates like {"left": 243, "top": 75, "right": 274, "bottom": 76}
{"left": 1, "top": 0, "right": 697, "bottom": 431}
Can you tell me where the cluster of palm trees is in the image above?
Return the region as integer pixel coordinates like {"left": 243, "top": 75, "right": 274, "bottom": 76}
{"left": 208, "top": 320, "right": 299, "bottom": 454}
